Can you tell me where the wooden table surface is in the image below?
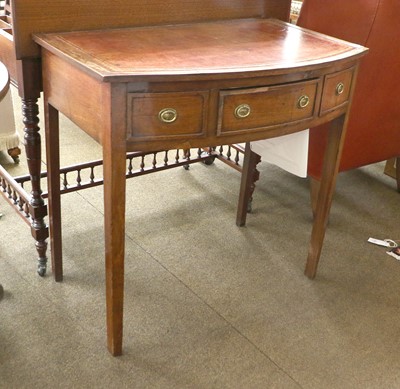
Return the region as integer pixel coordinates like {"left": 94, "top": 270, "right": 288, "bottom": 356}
{"left": 35, "top": 19, "right": 363, "bottom": 80}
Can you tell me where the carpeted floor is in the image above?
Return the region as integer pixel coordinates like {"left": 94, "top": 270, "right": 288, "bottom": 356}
{"left": 1, "top": 87, "right": 399, "bottom": 388}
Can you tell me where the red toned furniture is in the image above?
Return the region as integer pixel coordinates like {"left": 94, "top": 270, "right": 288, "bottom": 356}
{"left": 35, "top": 15, "right": 365, "bottom": 355}
{"left": 297, "top": 0, "right": 400, "bottom": 199}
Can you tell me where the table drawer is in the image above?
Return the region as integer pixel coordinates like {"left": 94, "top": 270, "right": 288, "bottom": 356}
{"left": 218, "top": 80, "right": 318, "bottom": 135}
{"left": 127, "top": 91, "right": 208, "bottom": 141}
{"left": 320, "top": 68, "right": 354, "bottom": 115}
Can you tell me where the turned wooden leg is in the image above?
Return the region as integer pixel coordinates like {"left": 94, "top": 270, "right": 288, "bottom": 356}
{"left": 305, "top": 115, "right": 346, "bottom": 279}
{"left": 22, "top": 97, "right": 49, "bottom": 277}
{"left": 236, "top": 142, "right": 261, "bottom": 226}
{"left": 7, "top": 147, "right": 21, "bottom": 163}
{"left": 45, "top": 102, "right": 63, "bottom": 282}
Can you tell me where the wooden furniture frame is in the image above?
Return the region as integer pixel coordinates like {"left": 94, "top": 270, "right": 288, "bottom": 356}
{"left": 33, "top": 10, "right": 366, "bottom": 356}
{"left": 0, "top": 1, "right": 273, "bottom": 278}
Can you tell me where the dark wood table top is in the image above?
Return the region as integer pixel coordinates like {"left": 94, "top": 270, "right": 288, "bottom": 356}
{"left": 34, "top": 19, "right": 366, "bottom": 82}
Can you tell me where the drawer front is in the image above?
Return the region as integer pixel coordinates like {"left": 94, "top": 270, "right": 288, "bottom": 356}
{"left": 218, "top": 80, "right": 318, "bottom": 135}
{"left": 127, "top": 91, "right": 208, "bottom": 141}
{"left": 320, "top": 68, "right": 354, "bottom": 115}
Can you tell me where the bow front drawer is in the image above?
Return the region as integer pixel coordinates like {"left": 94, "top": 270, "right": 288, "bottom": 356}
{"left": 320, "top": 68, "right": 354, "bottom": 115}
{"left": 217, "top": 80, "right": 318, "bottom": 135}
{"left": 127, "top": 91, "right": 209, "bottom": 141}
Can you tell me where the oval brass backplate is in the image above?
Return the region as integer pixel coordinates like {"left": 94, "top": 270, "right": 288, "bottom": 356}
{"left": 158, "top": 108, "right": 178, "bottom": 123}
{"left": 234, "top": 104, "right": 251, "bottom": 119}
{"left": 297, "top": 95, "right": 310, "bottom": 109}
{"left": 336, "top": 82, "right": 345, "bottom": 95}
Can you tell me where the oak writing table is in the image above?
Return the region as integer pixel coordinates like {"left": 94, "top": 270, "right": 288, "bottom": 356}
{"left": 34, "top": 18, "right": 367, "bottom": 356}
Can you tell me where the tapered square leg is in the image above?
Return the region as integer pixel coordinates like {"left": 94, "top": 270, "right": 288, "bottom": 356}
{"left": 305, "top": 115, "right": 346, "bottom": 279}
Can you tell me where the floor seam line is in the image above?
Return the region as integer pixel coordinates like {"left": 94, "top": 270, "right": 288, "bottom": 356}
{"left": 127, "top": 239, "right": 304, "bottom": 389}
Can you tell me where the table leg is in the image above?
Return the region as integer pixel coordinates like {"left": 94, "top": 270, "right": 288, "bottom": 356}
{"left": 236, "top": 142, "right": 261, "bottom": 226}
{"left": 44, "top": 102, "right": 63, "bottom": 282}
{"left": 103, "top": 127, "right": 127, "bottom": 356}
{"left": 22, "top": 96, "right": 49, "bottom": 277}
{"left": 305, "top": 114, "right": 346, "bottom": 279}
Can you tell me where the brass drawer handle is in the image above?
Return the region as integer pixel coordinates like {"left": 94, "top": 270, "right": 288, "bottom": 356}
{"left": 336, "top": 82, "right": 345, "bottom": 95}
{"left": 234, "top": 103, "right": 251, "bottom": 119}
{"left": 158, "top": 108, "right": 178, "bottom": 123}
{"left": 297, "top": 95, "right": 310, "bottom": 109}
